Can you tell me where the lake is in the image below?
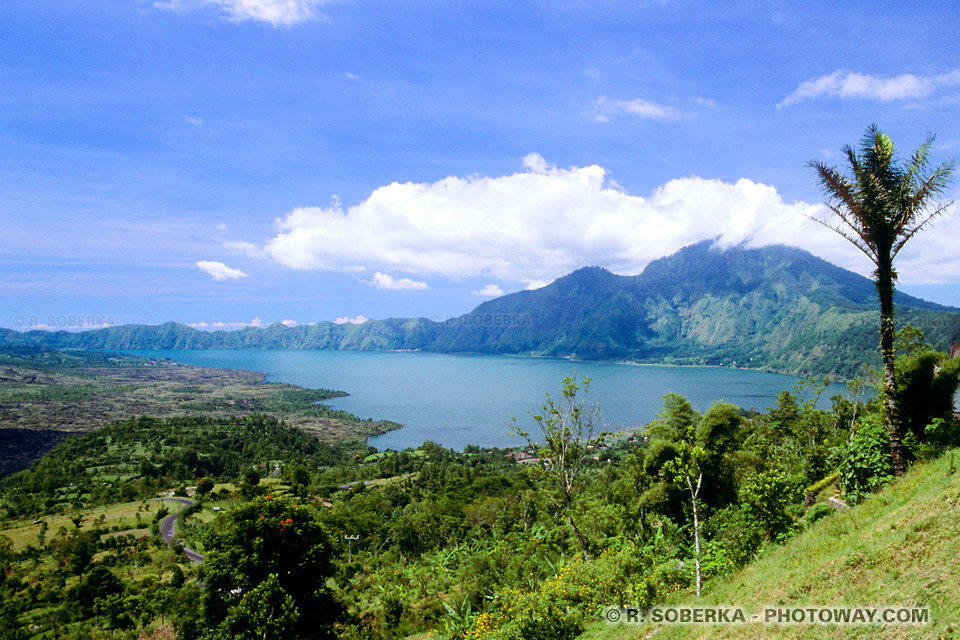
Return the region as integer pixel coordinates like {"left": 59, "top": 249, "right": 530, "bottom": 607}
{"left": 127, "top": 349, "right": 849, "bottom": 451}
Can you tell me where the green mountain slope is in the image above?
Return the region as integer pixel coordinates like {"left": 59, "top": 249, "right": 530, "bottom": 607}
{"left": 3, "top": 242, "right": 960, "bottom": 377}
{"left": 587, "top": 451, "right": 960, "bottom": 640}
{"left": 434, "top": 242, "right": 960, "bottom": 376}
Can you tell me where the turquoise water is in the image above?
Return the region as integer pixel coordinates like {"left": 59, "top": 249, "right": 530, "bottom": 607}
{"left": 128, "top": 350, "right": 846, "bottom": 451}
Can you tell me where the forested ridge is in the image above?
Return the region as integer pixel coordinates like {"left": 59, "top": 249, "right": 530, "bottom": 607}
{"left": 5, "top": 242, "right": 960, "bottom": 378}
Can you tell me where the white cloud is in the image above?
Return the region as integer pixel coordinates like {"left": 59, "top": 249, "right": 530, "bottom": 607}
{"left": 779, "top": 68, "right": 960, "bottom": 108}
{"left": 591, "top": 96, "right": 682, "bottom": 122}
{"left": 333, "top": 315, "right": 369, "bottom": 325}
{"left": 26, "top": 321, "right": 115, "bottom": 332}
{"left": 890, "top": 202, "right": 960, "bottom": 285}
{"left": 256, "top": 154, "right": 959, "bottom": 288}
{"left": 474, "top": 284, "right": 505, "bottom": 297}
{"left": 189, "top": 317, "right": 266, "bottom": 330}
{"left": 367, "top": 272, "right": 429, "bottom": 290}
{"left": 223, "top": 240, "right": 265, "bottom": 258}
{"left": 187, "top": 116, "right": 204, "bottom": 127}
{"left": 155, "top": 0, "right": 330, "bottom": 26}
{"left": 196, "top": 260, "right": 248, "bottom": 281}
{"left": 281, "top": 319, "right": 298, "bottom": 327}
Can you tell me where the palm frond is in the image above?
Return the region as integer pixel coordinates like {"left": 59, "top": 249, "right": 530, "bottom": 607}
{"left": 811, "top": 126, "right": 955, "bottom": 265}
{"left": 805, "top": 210, "right": 876, "bottom": 265}
{"left": 892, "top": 200, "right": 955, "bottom": 258}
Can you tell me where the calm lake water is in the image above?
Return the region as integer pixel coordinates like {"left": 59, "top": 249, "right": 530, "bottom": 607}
{"left": 128, "top": 350, "right": 847, "bottom": 451}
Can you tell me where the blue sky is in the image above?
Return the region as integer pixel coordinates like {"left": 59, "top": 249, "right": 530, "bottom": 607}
{"left": 4, "top": 0, "right": 960, "bottom": 331}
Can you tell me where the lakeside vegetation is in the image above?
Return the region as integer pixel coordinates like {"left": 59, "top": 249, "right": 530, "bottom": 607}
{"left": 0, "top": 327, "right": 957, "bottom": 639}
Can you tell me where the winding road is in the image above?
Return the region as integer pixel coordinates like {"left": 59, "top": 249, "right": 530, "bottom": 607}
{"left": 155, "top": 497, "right": 205, "bottom": 564}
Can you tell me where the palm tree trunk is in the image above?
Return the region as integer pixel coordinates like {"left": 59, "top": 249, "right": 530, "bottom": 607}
{"left": 877, "top": 262, "right": 906, "bottom": 477}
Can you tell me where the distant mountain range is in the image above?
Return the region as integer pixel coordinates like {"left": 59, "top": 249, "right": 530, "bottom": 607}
{"left": 5, "top": 241, "right": 960, "bottom": 378}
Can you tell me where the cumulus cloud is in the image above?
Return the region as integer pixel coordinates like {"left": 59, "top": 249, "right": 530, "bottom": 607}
{"left": 779, "top": 68, "right": 960, "bottom": 108}
{"left": 474, "top": 284, "right": 505, "bottom": 297}
{"left": 255, "top": 154, "right": 959, "bottom": 287}
{"left": 367, "top": 273, "right": 429, "bottom": 290}
{"left": 333, "top": 315, "right": 369, "bottom": 325}
{"left": 196, "top": 260, "right": 248, "bottom": 281}
{"left": 155, "top": 0, "right": 330, "bottom": 26}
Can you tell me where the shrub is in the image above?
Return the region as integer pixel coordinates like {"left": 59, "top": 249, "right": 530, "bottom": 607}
{"left": 701, "top": 505, "right": 764, "bottom": 577}
{"left": 463, "top": 548, "right": 649, "bottom": 640}
{"left": 833, "top": 416, "right": 893, "bottom": 503}
{"left": 487, "top": 589, "right": 583, "bottom": 640}
{"left": 739, "top": 469, "right": 802, "bottom": 540}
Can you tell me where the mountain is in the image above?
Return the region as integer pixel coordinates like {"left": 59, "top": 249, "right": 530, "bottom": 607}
{"left": 4, "top": 242, "right": 960, "bottom": 377}
{"left": 431, "top": 241, "right": 959, "bottom": 376}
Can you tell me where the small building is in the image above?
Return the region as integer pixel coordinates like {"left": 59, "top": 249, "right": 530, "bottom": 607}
{"left": 950, "top": 344, "right": 960, "bottom": 360}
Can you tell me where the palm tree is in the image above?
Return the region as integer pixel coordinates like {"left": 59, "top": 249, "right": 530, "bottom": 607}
{"left": 808, "top": 125, "right": 954, "bottom": 476}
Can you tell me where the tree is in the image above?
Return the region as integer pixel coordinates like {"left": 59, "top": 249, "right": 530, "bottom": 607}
{"left": 893, "top": 327, "right": 960, "bottom": 453}
{"left": 511, "top": 372, "right": 605, "bottom": 561}
{"left": 209, "top": 574, "right": 299, "bottom": 640}
{"left": 808, "top": 125, "right": 955, "bottom": 476}
{"left": 199, "top": 496, "right": 341, "bottom": 639}
{"left": 196, "top": 477, "right": 215, "bottom": 496}
{"left": 661, "top": 436, "right": 707, "bottom": 597}
{"left": 242, "top": 468, "right": 260, "bottom": 486}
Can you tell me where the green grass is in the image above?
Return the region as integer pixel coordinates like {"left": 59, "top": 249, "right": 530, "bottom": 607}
{"left": 1, "top": 499, "right": 188, "bottom": 551}
{"left": 584, "top": 451, "right": 960, "bottom": 640}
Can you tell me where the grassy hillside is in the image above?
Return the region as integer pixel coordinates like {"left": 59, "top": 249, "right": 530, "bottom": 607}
{"left": 586, "top": 450, "right": 960, "bottom": 640}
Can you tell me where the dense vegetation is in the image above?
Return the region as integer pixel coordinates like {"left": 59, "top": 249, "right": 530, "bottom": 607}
{"left": 0, "top": 414, "right": 363, "bottom": 517}
{"left": 597, "top": 447, "right": 960, "bottom": 640}
{"left": 4, "top": 244, "right": 960, "bottom": 378}
{"left": 0, "top": 330, "right": 957, "bottom": 639}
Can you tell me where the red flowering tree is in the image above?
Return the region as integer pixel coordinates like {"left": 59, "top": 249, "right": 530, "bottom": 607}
{"left": 200, "top": 496, "right": 341, "bottom": 640}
